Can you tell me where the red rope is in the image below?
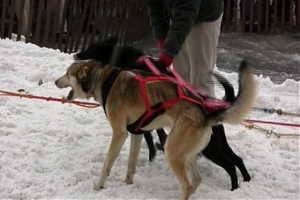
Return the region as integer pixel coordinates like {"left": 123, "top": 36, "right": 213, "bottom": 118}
{"left": 245, "top": 119, "right": 300, "bottom": 128}
{"left": 1, "top": 90, "right": 299, "bottom": 130}
{"left": 0, "top": 90, "right": 101, "bottom": 108}
{"left": 242, "top": 123, "right": 299, "bottom": 138}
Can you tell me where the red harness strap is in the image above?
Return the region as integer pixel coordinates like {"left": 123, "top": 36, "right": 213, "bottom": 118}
{"left": 137, "top": 55, "right": 209, "bottom": 100}
{"left": 128, "top": 72, "right": 206, "bottom": 132}
{"left": 128, "top": 56, "right": 231, "bottom": 133}
{"left": 137, "top": 55, "right": 231, "bottom": 113}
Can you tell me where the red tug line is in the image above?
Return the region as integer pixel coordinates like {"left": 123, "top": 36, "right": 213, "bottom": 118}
{"left": 0, "top": 90, "right": 299, "bottom": 132}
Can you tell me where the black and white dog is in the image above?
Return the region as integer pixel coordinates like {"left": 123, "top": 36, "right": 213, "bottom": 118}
{"left": 73, "top": 37, "right": 251, "bottom": 190}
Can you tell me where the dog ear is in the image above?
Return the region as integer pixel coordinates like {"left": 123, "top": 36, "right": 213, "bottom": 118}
{"left": 77, "top": 66, "right": 89, "bottom": 82}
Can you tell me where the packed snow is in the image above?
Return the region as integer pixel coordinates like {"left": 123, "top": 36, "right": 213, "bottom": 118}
{"left": 0, "top": 38, "right": 299, "bottom": 199}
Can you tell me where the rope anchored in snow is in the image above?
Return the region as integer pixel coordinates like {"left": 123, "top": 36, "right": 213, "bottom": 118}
{"left": 245, "top": 119, "right": 300, "bottom": 128}
{"left": 253, "top": 107, "right": 300, "bottom": 117}
{"left": 247, "top": 107, "right": 300, "bottom": 138}
{"left": 0, "top": 89, "right": 101, "bottom": 108}
{"left": 242, "top": 123, "right": 300, "bottom": 138}
{"left": 0, "top": 89, "right": 299, "bottom": 138}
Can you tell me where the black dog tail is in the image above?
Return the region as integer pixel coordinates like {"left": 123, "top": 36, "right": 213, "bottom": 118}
{"left": 213, "top": 72, "right": 235, "bottom": 102}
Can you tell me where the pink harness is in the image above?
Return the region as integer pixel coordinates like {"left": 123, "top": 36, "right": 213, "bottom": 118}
{"left": 136, "top": 55, "right": 231, "bottom": 113}
{"left": 126, "top": 56, "right": 231, "bottom": 133}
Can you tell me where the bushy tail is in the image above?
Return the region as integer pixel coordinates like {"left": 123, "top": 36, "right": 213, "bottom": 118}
{"left": 206, "top": 60, "right": 257, "bottom": 126}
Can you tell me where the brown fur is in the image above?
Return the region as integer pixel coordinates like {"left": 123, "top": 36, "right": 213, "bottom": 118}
{"left": 55, "top": 60, "right": 257, "bottom": 200}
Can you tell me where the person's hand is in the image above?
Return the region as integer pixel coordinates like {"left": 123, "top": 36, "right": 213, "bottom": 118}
{"left": 158, "top": 38, "right": 165, "bottom": 51}
{"left": 158, "top": 52, "right": 173, "bottom": 68}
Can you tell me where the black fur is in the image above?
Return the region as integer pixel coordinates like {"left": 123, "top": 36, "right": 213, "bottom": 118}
{"left": 74, "top": 38, "right": 251, "bottom": 190}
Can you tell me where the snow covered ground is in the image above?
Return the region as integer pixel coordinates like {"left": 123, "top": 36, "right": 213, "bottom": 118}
{"left": 0, "top": 38, "right": 299, "bottom": 199}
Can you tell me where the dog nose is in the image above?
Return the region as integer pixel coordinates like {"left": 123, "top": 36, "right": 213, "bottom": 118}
{"left": 55, "top": 80, "right": 58, "bottom": 85}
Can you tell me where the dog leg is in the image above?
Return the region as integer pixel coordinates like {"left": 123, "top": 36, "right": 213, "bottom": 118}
{"left": 234, "top": 159, "right": 251, "bottom": 182}
{"left": 187, "top": 156, "right": 202, "bottom": 192}
{"left": 225, "top": 152, "right": 251, "bottom": 184}
{"left": 125, "top": 134, "right": 143, "bottom": 184}
{"left": 154, "top": 129, "right": 168, "bottom": 152}
{"left": 144, "top": 132, "right": 156, "bottom": 161}
{"left": 165, "top": 126, "right": 194, "bottom": 200}
{"left": 202, "top": 147, "right": 238, "bottom": 190}
{"left": 218, "top": 126, "right": 251, "bottom": 182}
{"left": 166, "top": 153, "right": 193, "bottom": 200}
{"left": 166, "top": 123, "right": 212, "bottom": 200}
{"left": 156, "top": 128, "right": 167, "bottom": 147}
{"left": 94, "top": 129, "right": 128, "bottom": 190}
{"left": 202, "top": 125, "right": 242, "bottom": 190}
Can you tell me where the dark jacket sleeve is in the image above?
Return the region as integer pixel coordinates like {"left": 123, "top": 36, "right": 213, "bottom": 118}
{"left": 164, "top": 0, "right": 202, "bottom": 58}
{"left": 146, "top": 0, "right": 170, "bottom": 40}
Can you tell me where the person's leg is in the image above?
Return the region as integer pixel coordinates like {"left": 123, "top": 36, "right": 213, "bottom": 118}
{"left": 173, "top": 16, "right": 222, "bottom": 96}
{"left": 48, "top": 0, "right": 67, "bottom": 32}
{"left": 15, "top": 0, "right": 30, "bottom": 36}
{"left": 58, "top": 0, "right": 67, "bottom": 32}
{"left": 294, "top": 0, "right": 298, "bottom": 17}
{"left": 172, "top": 40, "right": 191, "bottom": 84}
{"left": 48, "top": 0, "right": 67, "bottom": 42}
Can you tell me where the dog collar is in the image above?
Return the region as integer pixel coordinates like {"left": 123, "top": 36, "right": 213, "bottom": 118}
{"left": 88, "top": 68, "right": 102, "bottom": 97}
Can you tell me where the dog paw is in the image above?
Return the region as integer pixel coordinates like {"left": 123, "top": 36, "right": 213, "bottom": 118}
{"left": 244, "top": 174, "right": 251, "bottom": 182}
{"left": 155, "top": 142, "right": 165, "bottom": 151}
{"left": 124, "top": 175, "right": 133, "bottom": 184}
{"left": 93, "top": 183, "right": 104, "bottom": 191}
{"left": 230, "top": 185, "right": 238, "bottom": 191}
